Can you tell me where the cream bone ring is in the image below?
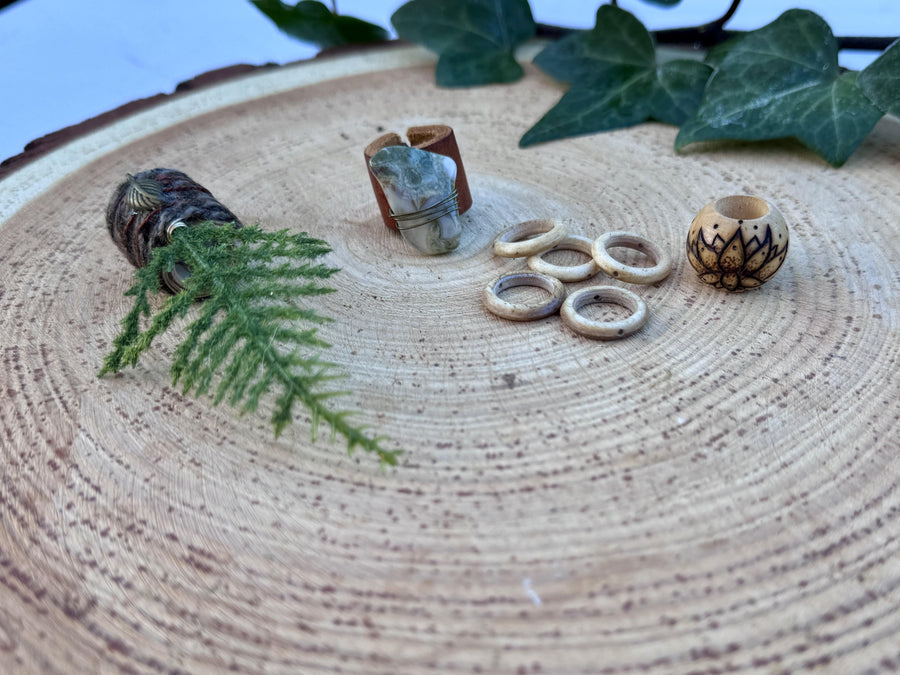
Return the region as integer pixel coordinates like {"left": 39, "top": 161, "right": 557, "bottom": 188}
{"left": 591, "top": 231, "right": 672, "bottom": 284}
{"left": 483, "top": 271, "right": 566, "bottom": 321}
{"left": 493, "top": 219, "right": 568, "bottom": 258}
{"left": 561, "top": 285, "right": 649, "bottom": 340}
{"left": 527, "top": 234, "right": 601, "bottom": 282}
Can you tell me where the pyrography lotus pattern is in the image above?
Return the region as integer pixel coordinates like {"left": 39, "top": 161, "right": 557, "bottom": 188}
{"left": 686, "top": 223, "right": 788, "bottom": 291}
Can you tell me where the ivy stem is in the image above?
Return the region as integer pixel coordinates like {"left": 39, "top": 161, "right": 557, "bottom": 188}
{"left": 535, "top": 20, "right": 897, "bottom": 53}
{"left": 537, "top": 0, "right": 896, "bottom": 52}
{"left": 652, "top": 0, "right": 741, "bottom": 49}
{"left": 709, "top": 0, "right": 742, "bottom": 33}
{"left": 330, "top": 0, "right": 337, "bottom": 15}
{"left": 646, "top": 0, "right": 738, "bottom": 48}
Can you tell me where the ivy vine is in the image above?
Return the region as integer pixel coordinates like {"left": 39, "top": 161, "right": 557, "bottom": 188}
{"left": 252, "top": 0, "right": 898, "bottom": 166}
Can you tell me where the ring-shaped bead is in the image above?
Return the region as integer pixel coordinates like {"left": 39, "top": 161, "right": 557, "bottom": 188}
{"left": 493, "top": 219, "right": 568, "bottom": 258}
{"left": 561, "top": 285, "right": 648, "bottom": 340}
{"left": 527, "top": 235, "right": 601, "bottom": 282}
{"left": 483, "top": 271, "right": 566, "bottom": 321}
{"left": 591, "top": 231, "right": 672, "bottom": 284}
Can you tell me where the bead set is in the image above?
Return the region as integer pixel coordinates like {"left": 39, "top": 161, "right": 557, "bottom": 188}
{"left": 483, "top": 219, "right": 672, "bottom": 340}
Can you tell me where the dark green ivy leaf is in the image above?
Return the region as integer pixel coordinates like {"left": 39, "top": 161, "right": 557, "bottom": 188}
{"left": 533, "top": 5, "right": 655, "bottom": 84}
{"left": 651, "top": 59, "right": 717, "bottom": 125}
{"left": 250, "top": 0, "right": 389, "bottom": 50}
{"left": 859, "top": 38, "right": 900, "bottom": 117}
{"left": 703, "top": 34, "right": 743, "bottom": 69}
{"left": 676, "top": 10, "right": 885, "bottom": 167}
{"left": 520, "top": 6, "right": 711, "bottom": 147}
{"left": 391, "top": 0, "right": 536, "bottom": 87}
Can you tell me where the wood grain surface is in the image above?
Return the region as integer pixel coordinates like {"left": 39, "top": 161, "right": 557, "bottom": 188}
{"left": 1, "top": 46, "right": 899, "bottom": 674}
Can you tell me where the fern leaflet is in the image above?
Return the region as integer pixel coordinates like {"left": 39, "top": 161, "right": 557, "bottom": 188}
{"left": 99, "top": 222, "right": 400, "bottom": 466}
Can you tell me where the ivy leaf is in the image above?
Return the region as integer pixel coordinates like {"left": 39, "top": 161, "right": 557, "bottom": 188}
{"left": 859, "top": 38, "right": 900, "bottom": 116}
{"left": 391, "top": 0, "right": 536, "bottom": 87}
{"left": 703, "top": 34, "right": 743, "bottom": 69}
{"left": 250, "top": 0, "right": 389, "bottom": 50}
{"left": 651, "top": 60, "right": 716, "bottom": 125}
{"left": 676, "top": 10, "right": 885, "bottom": 167}
{"left": 520, "top": 6, "right": 711, "bottom": 147}
{"left": 533, "top": 5, "right": 655, "bottom": 83}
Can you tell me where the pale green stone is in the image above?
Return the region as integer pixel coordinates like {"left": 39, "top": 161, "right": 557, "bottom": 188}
{"left": 369, "top": 146, "right": 461, "bottom": 255}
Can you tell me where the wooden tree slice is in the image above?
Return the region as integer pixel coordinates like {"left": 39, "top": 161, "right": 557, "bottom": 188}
{"left": 1, "top": 45, "right": 899, "bottom": 674}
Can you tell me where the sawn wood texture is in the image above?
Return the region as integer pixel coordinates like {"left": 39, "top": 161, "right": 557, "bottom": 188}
{"left": 1, "top": 45, "right": 899, "bottom": 674}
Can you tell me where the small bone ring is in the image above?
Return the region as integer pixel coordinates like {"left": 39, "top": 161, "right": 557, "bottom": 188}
{"left": 493, "top": 219, "right": 568, "bottom": 258}
{"left": 527, "top": 235, "right": 600, "bottom": 282}
{"left": 561, "top": 286, "right": 648, "bottom": 339}
{"left": 592, "top": 231, "right": 672, "bottom": 284}
{"left": 483, "top": 271, "right": 566, "bottom": 321}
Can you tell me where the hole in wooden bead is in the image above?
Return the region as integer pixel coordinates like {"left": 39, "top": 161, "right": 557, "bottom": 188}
{"left": 543, "top": 248, "right": 591, "bottom": 267}
{"left": 714, "top": 195, "right": 769, "bottom": 220}
{"left": 605, "top": 245, "right": 655, "bottom": 268}
{"left": 579, "top": 300, "right": 633, "bottom": 322}
{"left": 498, "top": 285, "right": 553, "bottom": 305}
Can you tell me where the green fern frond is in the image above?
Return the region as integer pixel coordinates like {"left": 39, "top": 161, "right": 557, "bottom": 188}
{"left": 100, "top": 221, "right": 401, "bottom": 467}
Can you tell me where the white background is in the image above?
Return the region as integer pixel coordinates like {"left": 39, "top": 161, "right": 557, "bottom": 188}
{"left": 1, "top": 0, "right": 897, "bottom": 162}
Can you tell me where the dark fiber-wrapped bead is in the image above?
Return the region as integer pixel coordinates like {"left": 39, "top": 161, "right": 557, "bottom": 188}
{"left": 106, "top": 168, "right": 242, "bottom": 293}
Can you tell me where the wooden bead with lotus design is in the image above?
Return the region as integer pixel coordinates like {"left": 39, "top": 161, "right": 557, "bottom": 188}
{"left": 686, "top": 195, "right": 789, "bottom": 292}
